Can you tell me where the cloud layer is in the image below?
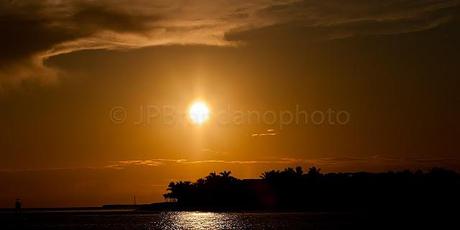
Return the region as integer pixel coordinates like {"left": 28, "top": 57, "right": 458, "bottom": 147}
{"left": 1, "top": 0, "right": 459, "bottom": 86}
{"left": 3, "top": 156, "right": 459, "bottom": 172}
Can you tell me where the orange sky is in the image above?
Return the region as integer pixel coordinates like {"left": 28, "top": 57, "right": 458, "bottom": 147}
{"left": 1, "top": 0, "right": 460, "bottom": 208}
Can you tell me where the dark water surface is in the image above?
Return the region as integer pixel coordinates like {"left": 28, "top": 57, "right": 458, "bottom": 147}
{"left": 1, "top": 209, "right": 455, "bottom": 229}
{"left": 1, "top": 210, "right": 370, "bottom": 229}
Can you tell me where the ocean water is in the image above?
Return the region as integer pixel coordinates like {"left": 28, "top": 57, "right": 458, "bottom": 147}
{"left": 1, "top": 211, "right": 365, "bottom": 229}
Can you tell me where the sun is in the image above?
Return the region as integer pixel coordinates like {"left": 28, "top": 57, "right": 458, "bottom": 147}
{"left": 188, "top": 101, "right": 210, "bottom": 125}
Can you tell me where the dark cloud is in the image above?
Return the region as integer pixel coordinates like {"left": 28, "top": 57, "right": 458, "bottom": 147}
{"left": 1, "top": 0, "right": 459, "bottom": 86}
{"left": 69, "top": 3, "right": 157, "bottom": 33}
{"left": 0, "top": 0, "right": 166, "bottom": 85}
{"left": 258, "top": 0, "right": 460, "bottom": 38}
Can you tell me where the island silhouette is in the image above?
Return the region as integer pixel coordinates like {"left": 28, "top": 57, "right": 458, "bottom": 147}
{"left": 138, "top": 166, "right": 460, "bottom": 212}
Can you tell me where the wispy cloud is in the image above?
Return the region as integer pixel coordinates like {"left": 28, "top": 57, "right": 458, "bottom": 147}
{"left": 252, "top": 129, "right": 277, "bottom": 137}
{"left": 104, "top": 155, "right": 460, "bottom": 170}
{"left": 0, "top": 0, "right": 276, "bottom": 86}
{"left": 105, "top": 158, "right": 183, "bottom": 169}
{"left": 1, "top": 0, "right": 459, "bottom": 86}
{"left": 105, "top": 157, "right": 309, "bottom": 169}
{"left": 2, "top": 156, "right": 460, "bottom": 172}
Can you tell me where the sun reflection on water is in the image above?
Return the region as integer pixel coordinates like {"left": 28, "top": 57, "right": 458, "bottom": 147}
{"left": 155, "top": 212, "right": 248, "bottom": 230}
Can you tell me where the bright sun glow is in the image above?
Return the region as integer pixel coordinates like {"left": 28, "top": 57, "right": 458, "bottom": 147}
{"left": 188, "top": 101, "right": 210, "bottom": 125}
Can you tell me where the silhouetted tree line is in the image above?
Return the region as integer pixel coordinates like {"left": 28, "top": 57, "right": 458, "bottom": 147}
{"left": 161, "top": 167, "right": 460, "bottom": 211}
